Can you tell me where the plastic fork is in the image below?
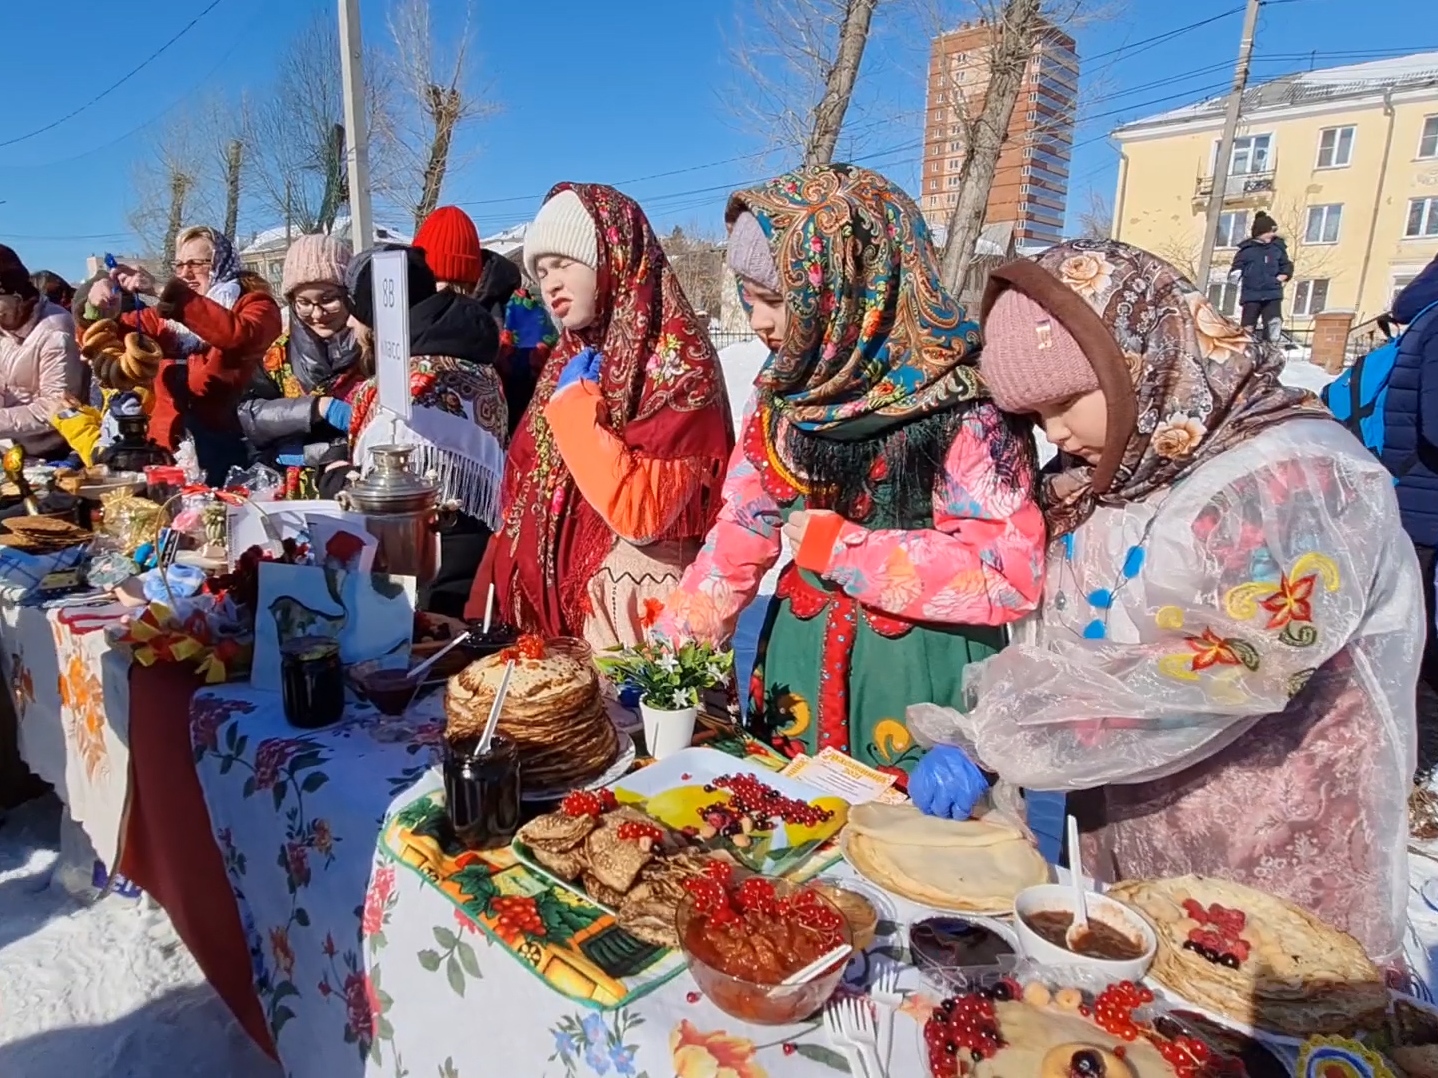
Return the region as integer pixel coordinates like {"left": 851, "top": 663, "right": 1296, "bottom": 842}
{"left": 871, "top": 966, "right": 902, "bottom": 1070}
{"left": 823, "top": 1000, "right": 867, "bottom": 1078}
{"left": 841, "top": 997, "right": 886, "bottom": 1078}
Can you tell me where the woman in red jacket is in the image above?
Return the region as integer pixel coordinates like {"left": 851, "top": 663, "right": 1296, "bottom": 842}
{"left": 89, "top": 227, "right": 281, "bottom": 484}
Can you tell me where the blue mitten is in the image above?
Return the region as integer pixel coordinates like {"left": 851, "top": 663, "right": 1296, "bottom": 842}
{"left": 909, "top": 745, "right": 989, "bottom": 820}
{"left": 323, "top": 398, "right": 353, "bottom": 432}
{"left": 556, "top": 347, "right": 603, "bottom": 392}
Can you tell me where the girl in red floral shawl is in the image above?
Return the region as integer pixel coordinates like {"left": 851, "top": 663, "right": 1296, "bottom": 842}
{"left": 466, "top": 184, "right": 734, "bottom": 650}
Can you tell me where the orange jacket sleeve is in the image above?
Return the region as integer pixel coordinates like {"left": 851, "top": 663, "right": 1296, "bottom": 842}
{"left": 543, "top": 379, "right": 699, "bottom": 544}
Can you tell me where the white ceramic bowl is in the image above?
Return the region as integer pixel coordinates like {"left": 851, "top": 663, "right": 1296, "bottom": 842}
{"left": 1012, "top": 883, "right": 1156, "bottom": 983}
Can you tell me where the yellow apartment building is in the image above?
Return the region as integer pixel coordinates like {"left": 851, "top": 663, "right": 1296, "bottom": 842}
{"left": 1110, "top": 52, "right": 1438, "bottom": 334}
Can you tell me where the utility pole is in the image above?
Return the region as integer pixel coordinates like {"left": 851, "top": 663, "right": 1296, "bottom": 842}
{"left": 337, "top": 0, "right": 374, "bottom": 251}
{"left": 1196, "top": 0, "right": 1262, "bottom": 289}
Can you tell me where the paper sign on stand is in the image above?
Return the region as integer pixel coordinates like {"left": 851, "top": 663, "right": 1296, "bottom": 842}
{"left": 371, "top": 248, "right": 412, "bottom": 425}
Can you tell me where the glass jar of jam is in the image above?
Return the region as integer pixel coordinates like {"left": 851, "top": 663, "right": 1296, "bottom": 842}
{"left": 443, "top": 733, "right": 522, "bottom": 850}
{"left": 281, "top": 636, "right": 345, "bottom": 729}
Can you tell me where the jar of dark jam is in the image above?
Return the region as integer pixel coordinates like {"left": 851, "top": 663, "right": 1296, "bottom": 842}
{"left": 443, "top": 733, "right": 522, "bottom": 849}
{"left": 281, "top": 636, "right": 345, "bottom": 729}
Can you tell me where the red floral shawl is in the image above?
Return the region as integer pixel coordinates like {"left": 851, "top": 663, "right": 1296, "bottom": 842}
{"left": 476, "top": 183, "right": 734, "bottom": 637}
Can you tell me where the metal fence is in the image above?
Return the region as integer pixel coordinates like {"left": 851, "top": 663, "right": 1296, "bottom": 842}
{"left": 709, "top": 330, "right": 759, "bottom": 351}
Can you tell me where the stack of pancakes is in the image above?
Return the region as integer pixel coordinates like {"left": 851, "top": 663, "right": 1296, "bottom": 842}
{"left": 445, "top": 650, "right": 618, "bottom": 792}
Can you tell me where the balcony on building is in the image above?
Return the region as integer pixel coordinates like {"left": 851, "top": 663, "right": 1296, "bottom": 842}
{"left": 1193, "top": 168, "right": 1277, "bottom": 203}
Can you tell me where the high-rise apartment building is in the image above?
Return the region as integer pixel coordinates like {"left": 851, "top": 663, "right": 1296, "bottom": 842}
{"left": 921, "top": 21, "right": 1079, "bottom": 249}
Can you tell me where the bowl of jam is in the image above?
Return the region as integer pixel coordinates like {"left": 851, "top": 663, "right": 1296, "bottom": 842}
{"left": 350, "top": 660, "right": 420, "bottom": 716}
{"left": 461, "top": 623, "right": 519, "bottom": 662}
{"left": 1012, "top": 884, "right": 1156, "bottom": 983}
{"left": 677, "top": 873, "right": 852, "bottom": 1025}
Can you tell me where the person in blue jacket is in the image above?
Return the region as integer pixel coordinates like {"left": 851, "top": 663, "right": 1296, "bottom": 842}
{"left": 1229, "top": 211, "right": 1293, "bottom": 343}
{"left": 1381, "top": 253, "right": 1438, "bottom": 689}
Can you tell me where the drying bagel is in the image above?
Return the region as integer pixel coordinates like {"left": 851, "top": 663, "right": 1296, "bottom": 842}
{"left": 119, "top": 332, "right": 162, "bottom": 384}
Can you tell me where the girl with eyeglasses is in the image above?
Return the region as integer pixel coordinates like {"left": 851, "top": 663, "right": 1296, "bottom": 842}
{"left": 238, "top": 235, "right": 362, "bottom": 498}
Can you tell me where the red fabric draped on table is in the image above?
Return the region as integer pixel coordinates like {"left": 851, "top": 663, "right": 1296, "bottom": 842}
{"left": 116, "top": 662, "right": 276, "bottom": 1058}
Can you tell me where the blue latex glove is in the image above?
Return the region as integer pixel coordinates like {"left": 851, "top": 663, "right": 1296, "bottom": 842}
{"left": 909, "top": 745, "right": 989, "bottom": 820}
{"left": 555, "top": 347, "right": 603, "bottom": 392}
{"left": 323, "top": 398, "right": 353, "bottom": 432}
{"left": 276, "top": 452, "right": 306, "bottom": 467}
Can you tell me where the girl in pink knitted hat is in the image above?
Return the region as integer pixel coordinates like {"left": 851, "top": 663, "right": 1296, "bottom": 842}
{"left": 911, "top": 239, "right": 1421, "bottom": 964}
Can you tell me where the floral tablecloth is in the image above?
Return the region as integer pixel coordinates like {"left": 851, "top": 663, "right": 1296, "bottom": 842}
{"left": 190, "top": 682, "right": 943, "bottom": 1078}
{"left": 191, "top": 677, "right": 1438, "bottom": 1078}
{"left": 0, "top": 596, "right": 132, "bottom": 867}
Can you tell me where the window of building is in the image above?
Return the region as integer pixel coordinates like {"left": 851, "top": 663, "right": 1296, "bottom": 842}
{"left": 1407, "top": 197, "right": 1438, "bottom": 238}
{"left": 1227, "top": 133, "right": 1273, "bottom": 175}
{"left": 1316, "top": 126, "right": 1354, "bottom": 168}
{"left": 1208, "top": 280, "right": 1240, "bottom": 318}
{"left": 950, "top": 141, "right": 963, "bottom": 153}
{"left": 1292, "top": 279, "right": 1329, "bottom": 316}
{"left": 947, "top": 175, "right": 960, "bottom": 188}
{"left": 1215, "top": 210, "right": 1249, "bottom": 249}
{"left": 1304, "top": 204, "right": 1342, "bottom": 244}
{"left": 1393, "top": 273, "right": 1418, "bottom": 304}
{"left": 1419, "top": 116, "right": 1438, "bottom": 159}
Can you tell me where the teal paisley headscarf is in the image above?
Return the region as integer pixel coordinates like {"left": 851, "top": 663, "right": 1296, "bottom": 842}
{"left": 726, "top": 163, "right": 986, "bottom": 439}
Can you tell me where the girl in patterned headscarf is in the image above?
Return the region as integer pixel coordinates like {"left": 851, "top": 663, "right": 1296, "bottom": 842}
{"left": 656, "top": 164, "right": 1045, "bottom": 777}
{"left": 912, "top": 239, "right": 1420, "bottom": 963}
{"left": 467, "top": 184, "right": 734, "bottom": 650}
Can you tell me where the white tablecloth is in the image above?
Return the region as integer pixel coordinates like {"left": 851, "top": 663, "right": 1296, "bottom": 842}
{"left": 0, "top": 598, "right": 132, "bottom": 868}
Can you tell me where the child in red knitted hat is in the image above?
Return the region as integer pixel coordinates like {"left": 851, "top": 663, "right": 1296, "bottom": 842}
{"left": 414, "top": 206, "right": 555, "bottom": 431}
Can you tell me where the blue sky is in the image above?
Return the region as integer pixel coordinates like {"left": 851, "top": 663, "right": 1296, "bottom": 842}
{"left": 0, "top": 0, "right": 1429, "bottom": 281}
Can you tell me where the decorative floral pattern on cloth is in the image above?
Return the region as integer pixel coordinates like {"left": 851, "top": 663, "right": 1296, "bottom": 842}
{"left": 193, "top": 681, "right": 930, "bottom": 1076}
{"left": 911, "top": 418, "right": 1422, "bottom": 963}
{"left": 657, "top": 395, "right": 1043, "bottom": 648}
{"left": 0, "top": 599, "right": 132, "bottom": 869}
{"left": 379, "top": 790, "right": 688, "bottom": 1009}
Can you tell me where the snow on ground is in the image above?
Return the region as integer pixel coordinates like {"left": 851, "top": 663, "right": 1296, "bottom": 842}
{"left": 0, "top": 797, "right": 279, "bottom": 1077}
{"left": 0, "top": 349, "right": 1340, "bottom": 1078}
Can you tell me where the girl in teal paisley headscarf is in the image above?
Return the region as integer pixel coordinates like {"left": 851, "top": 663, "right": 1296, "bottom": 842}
{"left": 657, "top": 163, "right": 1047, "bottom": 782}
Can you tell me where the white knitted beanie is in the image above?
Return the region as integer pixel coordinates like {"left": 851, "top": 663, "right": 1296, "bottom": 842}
{"left": 524, "top": 190, "right": 598, "bottom": 281}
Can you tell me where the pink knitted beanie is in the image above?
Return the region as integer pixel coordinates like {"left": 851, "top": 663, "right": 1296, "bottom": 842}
{"left": 281, "top": 234, "right": 352, "bottom": 298}
{"left": 980, "top": 287, "right": 1099, "bottom": 413}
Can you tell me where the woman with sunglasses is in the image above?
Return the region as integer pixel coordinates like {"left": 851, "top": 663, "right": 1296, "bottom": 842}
{"left": 238, "top": 235, "right": 361, "bottom": 498}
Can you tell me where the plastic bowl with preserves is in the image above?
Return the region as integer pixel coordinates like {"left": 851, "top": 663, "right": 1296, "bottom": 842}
{"left": 677, "top": 876, "right": 852, "bottom": 1025}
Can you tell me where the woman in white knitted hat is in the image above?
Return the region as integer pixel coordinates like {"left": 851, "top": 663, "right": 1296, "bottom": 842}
{"left": 468, "top": 184, "right": 734, "bottom": 651}
{"left": 237, "top": 234, "right": 360, "bottom": 498}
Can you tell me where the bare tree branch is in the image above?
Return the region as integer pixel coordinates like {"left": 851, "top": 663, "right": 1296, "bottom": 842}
{"left": 936, "top": 0, "right": 1042, "bottom": 292}
{"left": 908, "top": 0, "right": 1111, "bottom": 296}
{"left": 127, "top": 111, "right": 219, "bottom": 265}
{"left": 726, "top": 0, "right": 889, "bottom": 167}
{"left": 660, "top": 225, "right": 728, "bottom": 318}
{"left": 1074, "top": 186, "right": 1112, "bottom": 239}
{"left": 374, "top": 0, "right": 498, "bottom": 233}
{"left": 247, "top": 14, "right": 387, "bottom": 236}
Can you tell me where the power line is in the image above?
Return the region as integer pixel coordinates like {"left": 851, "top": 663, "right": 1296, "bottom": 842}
{"left": 0, "top": 0, "right": 272, "bottom": 171}
{"left": 0, "top": 0, "right": 230, "bottom": 149}
{"left": 1084, "top": 7, "right": 1247, "bottom": 65}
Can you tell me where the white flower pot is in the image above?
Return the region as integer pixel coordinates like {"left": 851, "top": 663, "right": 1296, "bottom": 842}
{"left": 639, "top": 698, "right": 698, "bottom": 760}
